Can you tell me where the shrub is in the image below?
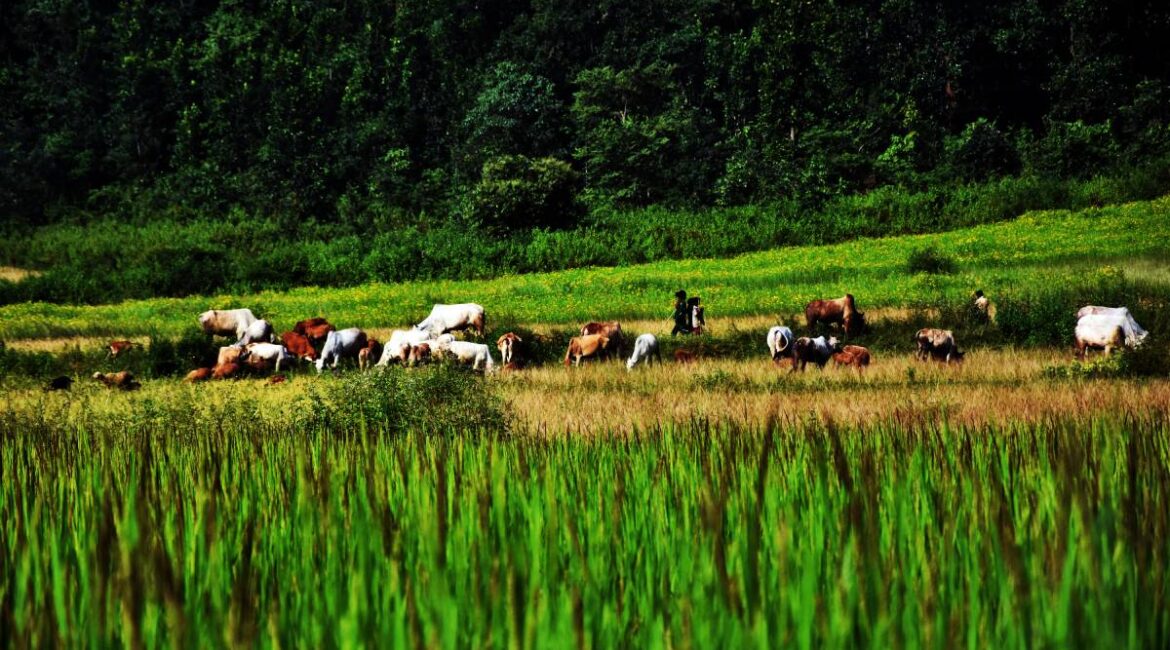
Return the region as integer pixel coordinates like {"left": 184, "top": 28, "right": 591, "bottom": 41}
{"left": 907, "top": 247, "right": 957, "bottom": 275}
{"left": 1025, "top": 120, "right": 1120, "bottom": 178}
{"left": 472, "top": 155, "right": 581, "bottom": 231}
{"left": 943, "top": 118, "right": 1021, "bottom": 182}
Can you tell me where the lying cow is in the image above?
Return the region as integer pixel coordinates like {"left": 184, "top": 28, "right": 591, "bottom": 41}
{"left": 280, "top": 331, "right": 317, "bottom": 361}
{"left": 1076, "top": 306, "right": 1148, "bottom": 345}
{"left": 914, "top": 328, "right": 965, "bottom": 363}
{"left": 415, "top": 303, "right": 486, "bottom": 337}
{"left": 805, "top": 294, "right": 866, "bottom": 337}
{"left": 92, "top": 371, "right": 141, "bottom": 390}
{"left": 1075, "top": 313, "right": 1146, "bottom": 359}
{"left": 184, "top": 367, "right": 214, "bottom": 383}
{"left": 791, "top": 336, "right": 838, "bottom": 372}
{"left": 316, "top": 328, "right": 369, "bottom": 373}
{"left": 497, "top": 332, "right": 522, "bottom": 365}
{"left": 238, "top": 319, "right": 275, "bottom": 345}
{"left": 242, "top": 343, "right": 295, "bottom": 373}
{"left": 766, "top": 326, "right": 795, "bottom": 364}
{"left": 581, "top": 321, "right": 625, "bottom": 357}
{"left": 212, "top": 362, "right": 243, "bottom": 380}
{"left": 833, "top": 344, "right": 871, "bottom": 372}
{"left": 564, "top": 334, "right": 610, "bottom": 367}
{"left": 293, "top": 317, "right": 336, "bottom": 345}
{"left": 626, "top": 333, "right": 661, "bottom": 370}
{"left": 199, "top": 308, "right": 258, "bottom": 340}
{"left": 217, "top": 344, "right": 246, "bottom": 368}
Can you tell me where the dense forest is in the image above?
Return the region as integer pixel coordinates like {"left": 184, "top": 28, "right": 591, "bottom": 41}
{"left": 2, "top": 0, "right": 1170, "bottom": 302}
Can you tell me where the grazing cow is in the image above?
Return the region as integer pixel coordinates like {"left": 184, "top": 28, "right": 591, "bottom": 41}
{"left": 184, "top": 368, "right": 214, "bottom": 383}
{"left": 377, "top": 329, "right": 433, "bottom": 366}
{"left": 415, "top": 303, "right": 486, "bottom": 337}
{"left": 45, "top": 376, "right": 73, "bottom": 391}
{"left": 791, "top": 336, "right": 839, "bottom": 372}
{"left": 293, "top": 318, "right": 336, "bottom": 345}
{"left": 217, "top": 344, "right": 246, "bottom": 368}
{"left": 212, "top": 362, "right": 242, "bottom": 380}
{"left": 198, "top": 309, "right": 258, "bottom": 339}
{"left": 357, "top": 338, "right": 382, "bottom": 371}
{"left": 497, "top": 332, "right": 522, "bottom": 365}
{"left": 581, "top": 321, "right": 625, "bottom": 357}
{"left": 1075, "top": 313, "right": 1145, "bottom": 359}
{"left": 280, "top": 331, "right": 318, "bottom": 361}
{"left": 435, "top": 340, "right": 494, "bottom": 372}
{"left": 242, "top": 343, "right": 295, "bottom": 373}
{"left": 1075, "top": 306, "right": 1148, "bottom": 345}
{"left": 238, "top": 319, "right": 275, "bottom": 345}
{"left": 804, "top": 294, "right": 866, "bottom": 337}
{"left": 674, "top": 349, "right": 697, "bottom": 364}
{"left": 92, "top": 371, "right": 141, "bottom": 390}
{"left": 564, "top": 334, "right": 610, "bottom": 367}
{"left": 626, "top": 333, "right": 661, "bottom": 370}
{"left": 108, "top": 340, "right": 136, "bottom": 358}
{"left": 913, "top": 328, "right": 965, "bottom": 363}
{"left": 766, "top": 326, "right": 795, "bottom": 364}
{"left": 408, "top": 342, "right": 433, "bottom": 366}
{"left": 833, "top": 344, "right": 871, "bottom": 372}
{"left": 316, "top": 328, "right": 369, "bottom": 373}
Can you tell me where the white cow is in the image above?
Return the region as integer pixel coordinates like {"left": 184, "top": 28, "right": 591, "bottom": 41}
{"left": 434, "top": 340, "right": 494, "bottom": 372}
{"left": 1076, "top": 306, "right": 1148, "bottom": 344}
{"left": 199, "top": 308, "right": 258, "bottom": 339}
{"left": 766, "top": 326, "right": 795, "bottom": 363}
{"left": 242, "top": 343, "right": 294, "bottom": 372}
{"left": 414, "top": 303, "right": 486, "bottom": 337}
{"left": 316, "top": 328, "right": 369, "bottom": 373}
{"left": 626, "top": 333, "right": 661, "bottom": 370}
{"left": 238, "top": 319, "right": 275, "bottom": 345}
{"left": 376, "top": 329, "right": 433, "bottom": 366}
{"left": 1075, "top": 313, "right": 1146, "bottom": 359}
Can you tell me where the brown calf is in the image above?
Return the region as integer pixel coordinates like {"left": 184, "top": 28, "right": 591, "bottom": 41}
{"left": 564, "top": 334, "right": 610, "bottom": 367}
{"left": 280, "top": 331, "right": 317, "bottom": 361}
{"left": 832, "top": 344, "right": 871, "bottom": 372}
{"left": 184, "top": 367, "right": 214, "bottom": 383}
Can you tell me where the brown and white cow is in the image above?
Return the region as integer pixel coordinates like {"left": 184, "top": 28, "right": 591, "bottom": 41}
{"left": 107, "top": 340, "right": 136, "bottom": 358}
{"left": 564, "top": 334, "right": 610, "bottom": 367}
{"left": 92, "top": 371, "right": 141, "bottom": 390}
{"left": 791, "top": 336, "right": 839, "bottom": 372}
{"left": 913, "top": 328, "right": 964, "bottom": 363}
{"left": 804, "top": 294, "right": 866, "bottom": 337}
{"left": 497, "top": 332, "right": 522, "bottom": 365}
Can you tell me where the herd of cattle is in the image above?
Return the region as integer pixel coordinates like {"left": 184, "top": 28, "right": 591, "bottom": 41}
{"left": 83, "top": 293, "right": 1152, "bottom": 389}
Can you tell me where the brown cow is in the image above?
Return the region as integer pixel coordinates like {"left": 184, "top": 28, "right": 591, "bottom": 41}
{"left": 108, "top": 340, "right": 136, "bottom": 358}
{"left": 581, "top": 322, "right": 625, "bottom": 357}
{"left": 805, "top": 294, "right": 866, "bottom": 337}
{"left": 832, "top": 344, "right": 871, "bottom": 372}
{"left": 674, "top": 349, "right": 697, "bottom": 364}
{"left": 280, "top": 331, "right": 317, "bottom": 361}
{"left": 564, "top": 334, "right": 610, "bottom": 367}
{"left": 293, "top": 317, "right": 336, "bottom": 345}
{"left": 184, "top": 367, "right": 214, "bottom": 383}
{"left": 407, "top": 342, "right": 432, "bottom": 366}
{"left": 92, "top": 371, "right": 141, "bottom": 390}
{"left": 497, "top": 332, "right": 522, "bottom": 365}
{"left": 212, "top": 362, "right": 243, "bottom": 380}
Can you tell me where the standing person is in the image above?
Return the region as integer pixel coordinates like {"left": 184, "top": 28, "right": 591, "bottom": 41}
{"left": 689, "top": 296, "right": 706, "bottom": 335}
{"left": 671, "top": 290, "right": 691, "bottom": 336}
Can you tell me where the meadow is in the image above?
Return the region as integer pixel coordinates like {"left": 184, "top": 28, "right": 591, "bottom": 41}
{"left": 2, "top": 197, "right": 1170, "bottom": 647}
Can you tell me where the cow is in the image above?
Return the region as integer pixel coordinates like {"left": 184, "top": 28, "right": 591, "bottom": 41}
{"left": 1075, "top": 313, "right": 1146, "bottom": 359}
{"left": 293, "top": 317, "right": 336, "bottom": 345}
{"left": 217, "top": 344, "right": 246, "bottom": 368}
{"left": 242, "top": 343, "right": 295, "bottom": 373}
{"left": 804, "top": 294, "right": 866, "bottom": 337}
{"left": 973, "top": 290, "right": 991, "bottom": 321}
{"left": 564, "top": 334, "right": 610, "bottom": 367}
{"left": 316, "top": 328, "right": 369, "bottom": 373}
{"left": 198, "top": 309, "right": 258, "bottom": 339}
{"left": 280, "top": 331, "right": 318, "bottom": 361}
{"left": 238, "top": 319, "right": 275, "bottom": 345}
{"left": 408, "top": 342, "right": 433, "bottom": 366}
{"left": 45, "top": 376, "right": 73, "bottom": 391}
{"left": 414, "top": 303, "right": 486, "bottom": 337}
{"left": 358, "top": 337, "right": 382, "bottom": 371}
{"left": 92, "top": 371, "right": 141, "bottom": 390}
{"left": 184, "top": 368, "right": 214, "bottom": 383}
{"left": 107, "top": 340, "right": 136, "bottom": 358}
{"left": 913, "top": 328, "right": 964, "bottom": 363}
{"left": 1075, "top": 306, "right": 1148, "bottom": 345}
{"left": 377, "top": 329, "right": 433, "bottom": 366}
{"left": 766, "top": 326, "right": 795, "bottom": 364}
{"left": 434, "top": 340, "right": 494, "bottom": 372}
{"left": 833, "top": 344, "right": 871, "bottom": 373}
{"left": 212, "top": 362, "right": 243, "bottom": 380}
{"left": 626, "top": 333, "right": 661, "bottom": 370}
{"left": 497, "top": 332, "right": 522, "bottom": 365}
{"left": 791, "top": 336, "right": 838, "bottom": 372}
{"left": 674, "top": 349, "right": 697, "bottom": 364}
{"left": 581, "top": 321, "right": 625, "bottom": 357}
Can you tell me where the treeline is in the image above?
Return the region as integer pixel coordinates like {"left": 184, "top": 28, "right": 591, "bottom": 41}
{"left": 2, "top": 1, "right": 1170, "bottom": 302}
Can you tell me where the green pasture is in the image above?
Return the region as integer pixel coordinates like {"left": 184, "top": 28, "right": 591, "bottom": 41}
{"left": 0, "top": 197, "right": 1167, "bottom": 341}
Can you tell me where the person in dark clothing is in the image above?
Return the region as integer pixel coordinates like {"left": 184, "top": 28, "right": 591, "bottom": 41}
{"left": 671, "top": 289, "right": 691, "bottom": 336}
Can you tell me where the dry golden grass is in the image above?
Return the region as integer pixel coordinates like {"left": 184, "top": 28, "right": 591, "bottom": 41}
{"left": 4, "top": 335, "right": 150, "bottom": 353}
{"left": 0, "top": 266, "right": 39, "bottom": 283}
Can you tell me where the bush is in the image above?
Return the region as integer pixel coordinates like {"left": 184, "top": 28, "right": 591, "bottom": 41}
{"left": 907, "top": 247, "right": 957, "bottom": 275}
{"left": 1025, "top": 120, "right": 1120, "bottom": 178}
{"left": 943, "top": 119, "right": 1021, "bottom": 182}
{"left": 472, "top": 155, "right": 581, "bottom": 231}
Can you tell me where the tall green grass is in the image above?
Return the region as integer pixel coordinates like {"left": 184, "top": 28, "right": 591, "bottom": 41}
{"left": 1, "top": 388, "right": 1167, "bottom": 647}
